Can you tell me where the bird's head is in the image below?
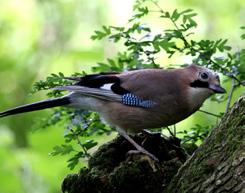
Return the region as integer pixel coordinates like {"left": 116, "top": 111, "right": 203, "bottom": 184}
{"left": 188, "top": 64, "right": 226, "bottom": 94}
{"left": 184, "top": 64, "right": 226, "bottom": 110}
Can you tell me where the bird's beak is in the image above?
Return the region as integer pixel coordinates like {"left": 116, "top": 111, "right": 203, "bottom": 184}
{"left": 209, "top": 84, "right": 226, "bottom": 93}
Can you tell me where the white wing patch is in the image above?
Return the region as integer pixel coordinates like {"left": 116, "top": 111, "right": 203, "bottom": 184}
{"left": 100, "top": 83, "right": 113, "bottom": 90}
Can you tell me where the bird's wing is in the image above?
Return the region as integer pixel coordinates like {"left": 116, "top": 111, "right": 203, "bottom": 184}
{"left": 63, "top": 69, "right": 168, "bottom": 96}
{"left": 64, "top": 72, "right": 129, "bottom": 95}
{"left": 54, "top": 85, "right": 122, "bottom": 102}
{"left": 117, "top": 69, "right": 173, "bottom": 100}
{"left": 56, "top": 71, "right": 158, "bottom": 108}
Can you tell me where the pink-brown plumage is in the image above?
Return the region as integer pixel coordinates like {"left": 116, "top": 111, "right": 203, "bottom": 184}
{"left": 98, "top": 65, "right": 209, "bottom": 133}
{"left": 0, "top": 64, "right": 226, "bottom": 161}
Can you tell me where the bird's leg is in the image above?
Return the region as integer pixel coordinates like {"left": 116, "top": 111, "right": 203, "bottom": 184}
{"left": 117, "top": 128, "right": 159, "bottom": 162}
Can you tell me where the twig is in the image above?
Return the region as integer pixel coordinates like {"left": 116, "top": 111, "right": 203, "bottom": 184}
{"left": 228, "top": 74, "right": 245, "bottom": 86}
{"left": 226, "top": 78, "right": 237, "bottom": 113}
{"left": 166, "top": 126, "right": 175, "bottom": 137}
{"left": 150, "top": 0, "right": 164, "bottom": 13}
{"left": 70, "top": 128, "right": 90, "bottom": 157}
{"left": 198, "top": 109, "right": 221, "bottom": 118}
{"left": 151, "top": 0, "right": 244, "bottom": 115}
{"left": 173, "top": 124, "right": 176, "bottom": 136}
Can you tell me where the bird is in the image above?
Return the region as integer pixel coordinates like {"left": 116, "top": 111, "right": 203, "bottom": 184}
{"left": 0, "top": 64, "right": 226, "bottom": 161}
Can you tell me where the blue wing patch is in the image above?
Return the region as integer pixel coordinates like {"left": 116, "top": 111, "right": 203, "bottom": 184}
{"left": 121, "top": 93, "right": 155, "bottom": 108}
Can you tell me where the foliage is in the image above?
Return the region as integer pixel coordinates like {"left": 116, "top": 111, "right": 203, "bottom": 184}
{"left": 32, "top": 0, "right": 245, "bottom": 169}
{"left": 42, "top": 109, "right": 112, "bottom": 170}
{"left": 178, "top": 124, "right": 210, "bottom": 144}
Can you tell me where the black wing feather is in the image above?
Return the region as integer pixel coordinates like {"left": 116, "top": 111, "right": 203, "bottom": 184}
{"left": 67, "top": 73, "right": 129, "bottom": 95}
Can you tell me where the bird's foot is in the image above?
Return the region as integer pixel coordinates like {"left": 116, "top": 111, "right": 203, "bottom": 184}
{"left": 127, "top": 149, "right": 159, "bottom": 162}
{"left": 117, "top": 128, "right": 159, "bottom": 162}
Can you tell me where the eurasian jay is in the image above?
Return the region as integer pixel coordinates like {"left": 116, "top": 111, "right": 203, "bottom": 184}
{"left": 0, "top": 64, "right": 226, "bottom": 160}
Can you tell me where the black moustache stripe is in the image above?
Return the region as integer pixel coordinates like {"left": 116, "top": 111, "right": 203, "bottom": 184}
{"left": 190, "top": 80, "right": 209, "bottom": 88}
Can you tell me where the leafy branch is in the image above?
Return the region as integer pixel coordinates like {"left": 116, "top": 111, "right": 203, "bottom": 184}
{"left": 91, "top": 0, "right": 244, "bottom": 110}
{"left": 32, "top": 0, "right": 244, "bottom": 169}
{"left": 48, "top": 110, "right": 111, "bottom": 169}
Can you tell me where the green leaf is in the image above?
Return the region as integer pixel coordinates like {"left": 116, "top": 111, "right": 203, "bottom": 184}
{"left": 161, "top": 11, "right": 170, "bottom": 18}
{"left": 83, "top": 140, "right": 98, "bottom": 150}
{"left": 241, "top": 34, "right": 245, "bottom": 40}
{"left": 50, "top": 145, "right": 74, "bottom": 156}
{"left": 109, "top": 33, "right": 122, "bottom": 42}
{"left": 91, "top": 26, "right": 111, "bottom": 40}
{"left": 158, "top": 39, "right": 176, "bottom": 52}
{"left": 67, "top": 152, "right": 84, "bottom": 170}
{"left": 183, "top": 13, "right": 198, "bottom": 27}
{"left": 129, "top": 6, "right": 149, "bottom": 22}
{"left": 179, "top": 9, "right": 194, "bottom": 15}
{"left": 111, "top": 26, "right": 125, "bottom": 31}
{"left": 216, "top": 39, "right": 231, "bottom": 52}
{"left": 171, "top": 9, "right": 180, "bottom": 21}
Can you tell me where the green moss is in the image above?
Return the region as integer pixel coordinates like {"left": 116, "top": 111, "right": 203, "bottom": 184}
{"left": 62, "top": 134, "right": 187, "bottom": 193}
{"left": 165, "top": 96, "right": 245, "bottom": 193}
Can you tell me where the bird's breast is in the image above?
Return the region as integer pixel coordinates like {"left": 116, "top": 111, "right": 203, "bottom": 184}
{"left": 100, "top": 98, "right": 192, "bottom": 134}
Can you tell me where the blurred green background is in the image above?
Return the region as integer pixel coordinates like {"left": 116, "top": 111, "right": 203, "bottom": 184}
{"left": 0, "top": 0, "right": 244, "bottom": 193}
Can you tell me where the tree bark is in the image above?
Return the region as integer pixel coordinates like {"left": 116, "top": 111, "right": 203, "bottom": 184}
{"left": 165, "top": 95, "right": 245, "bottom": 193}
{"left": 62, "top": 95, "right": 244, "bottom": 193}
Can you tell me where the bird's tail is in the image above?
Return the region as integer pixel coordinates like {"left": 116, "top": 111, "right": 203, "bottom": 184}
{"left": 0, "top": 97, "right": 70, "bottom": 118}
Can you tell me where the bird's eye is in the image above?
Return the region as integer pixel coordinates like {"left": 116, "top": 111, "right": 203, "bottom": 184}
{"left": 200, "top": 72, "right": 209, "bottom": 80}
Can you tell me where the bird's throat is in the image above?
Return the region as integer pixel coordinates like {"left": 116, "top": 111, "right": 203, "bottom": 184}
{"left": 187, "top": 86, "right": 212, "bottom": 112}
